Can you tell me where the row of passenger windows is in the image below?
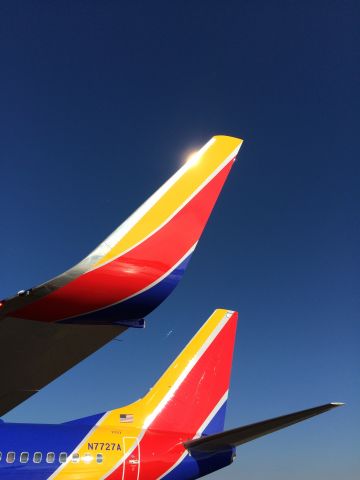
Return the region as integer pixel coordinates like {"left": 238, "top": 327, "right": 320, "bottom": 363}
{"left": 0, "top": 452, "right": 103, "bottom": 465}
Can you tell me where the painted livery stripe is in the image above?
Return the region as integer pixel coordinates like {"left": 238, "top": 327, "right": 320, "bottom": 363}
{"left": 47, "top": 412, "right": 109, "bottom": 480}
{"left": 13, "top": 160, "right": 233, "bottom": 322}
{"left": 61, "top": 246, "right": 195, "bottom": 324}
{"left": 94, "top": 136, "right": 242, "bottom": 267}
{"left": 159, "top": 392, "right": 229, "bottom": 480}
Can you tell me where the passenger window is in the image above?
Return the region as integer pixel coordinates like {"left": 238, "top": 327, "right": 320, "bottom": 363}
{"left": 71, "top": 453, "right": 80, "bottom": 463}
{"left": 20, "top": 452, "right": 29, "bottom": 463}
{"left": 33, "top": 452, "right": 42, "bottom": 463}
{"left": 82, "top": 453, "right": 93, "bottom": 464}
{"left": 59, "top": 452, "right": 67, "bottom": 464}
{"left": 96, "top": 453, "right": 103, "bottom": 464}
{"left": 6, "top": 452, "right": 15, "bottom": 464}
{"left": 46, "top": 452, "right": 55, "bottom": 464}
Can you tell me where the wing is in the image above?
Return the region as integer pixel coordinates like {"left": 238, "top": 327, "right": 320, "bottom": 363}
{"left": 184, "top": 403, "right": 343, "bottom": 452}
{"left": 0, "top": 318, "right": 125, "bottom": 417}
{"left": 0, "top": 135, "right": 243, "bottom": 416}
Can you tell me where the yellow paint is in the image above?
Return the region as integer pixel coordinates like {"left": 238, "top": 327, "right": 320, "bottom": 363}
{"left": 52, "top": 309, "right": 230, "bottom": 478}
{"left": 94, "top": 136, "right": 242, "bottom": 267}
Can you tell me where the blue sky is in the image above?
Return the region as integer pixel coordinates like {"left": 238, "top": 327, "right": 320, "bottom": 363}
{"left": 0, "top": 1, "right": 359, "bottom": 478}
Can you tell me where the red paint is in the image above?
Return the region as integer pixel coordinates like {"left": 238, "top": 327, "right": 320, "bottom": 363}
{"left": 122, "top": 438, "right": 140, "bottom": 480}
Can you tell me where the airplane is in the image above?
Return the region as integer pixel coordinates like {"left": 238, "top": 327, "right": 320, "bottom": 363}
{"left": 0, "top": 308, "right": 343, "bottom": 479}
{"left": 0, "top": 135, "right": 243, "bottom": 417}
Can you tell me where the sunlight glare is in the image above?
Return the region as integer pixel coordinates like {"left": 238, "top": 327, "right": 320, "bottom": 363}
{"left": 185, "top": 150, "right": 201, "bottom": 168}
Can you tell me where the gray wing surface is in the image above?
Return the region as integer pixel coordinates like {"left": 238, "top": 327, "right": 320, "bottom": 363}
{"left": 184, "top": 403, "right": 343, "bottom": 452}
{"left": 0, "top": 317, "right": 125, "bottom": 416}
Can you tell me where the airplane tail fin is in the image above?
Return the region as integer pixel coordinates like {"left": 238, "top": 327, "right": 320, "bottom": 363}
{"left": 54, "top": 310, "right": 238, "bottom": 479}
{"left": 4, "top": 136, "right": 243, "bottom": 325}
{"left": 94, "top": 309, "right": 238, "bottom": 479}
{"left": 137, "top": 308, "right": 238, "bottom": 435}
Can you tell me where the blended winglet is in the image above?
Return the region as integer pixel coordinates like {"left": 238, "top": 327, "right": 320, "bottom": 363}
{"left": 1, "top": 136, "right": 243, "bottom": 325}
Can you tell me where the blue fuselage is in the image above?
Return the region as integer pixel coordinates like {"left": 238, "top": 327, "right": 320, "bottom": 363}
{"left": 0, "top": 421, "right": 234, "bottom": 480}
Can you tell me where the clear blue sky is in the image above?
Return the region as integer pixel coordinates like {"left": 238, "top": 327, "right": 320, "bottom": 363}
{"left": 0, "top": 1, "right": 359, "bottom": 478}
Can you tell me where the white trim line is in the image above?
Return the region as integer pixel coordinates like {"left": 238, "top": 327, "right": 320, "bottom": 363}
{"left": 121, "top": 437, "right": 140, "bottom": 480}
{"left": 142, "top": 311, "right": 231, "bottom": 430}
{"left": 103, "top": 430, "right": 146, "bottom": 479}
{"left": 157, "top": 391, "right": 229, "bottom": 479}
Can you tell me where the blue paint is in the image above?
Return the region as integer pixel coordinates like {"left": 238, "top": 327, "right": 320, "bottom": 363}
{"left": 202, "top": 402, "right": 228, "bottom": 436}
{"left": 61, "top": 412, "right": 105, "bottom": 426}
{"left": 0, "top": 414, "right": 102, "bottom": 479}
{"left": 60, "top": 254, "right": 192, "bottom": 325}
{"left": 161, "top": 402, "right": 235, "bottom": 480}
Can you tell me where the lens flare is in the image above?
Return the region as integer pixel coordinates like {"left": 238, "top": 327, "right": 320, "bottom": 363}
{"left": 185, "top": 150, "right": 201, "bottom": 168}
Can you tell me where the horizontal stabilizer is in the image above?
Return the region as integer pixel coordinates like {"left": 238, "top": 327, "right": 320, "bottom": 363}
{"left": 184, "top": 402, "right": 343, "bottom": 452}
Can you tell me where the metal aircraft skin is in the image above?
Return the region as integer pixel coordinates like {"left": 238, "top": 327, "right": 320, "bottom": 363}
{"left": 0, "top": 309, "right": 342, "bottom": 480}
{"left": 0, "top": 136, "right": 243, "bottom": 417}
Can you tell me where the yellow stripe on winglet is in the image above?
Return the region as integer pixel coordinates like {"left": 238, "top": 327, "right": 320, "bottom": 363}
{"left": 94, "top": 136, "right": 242, "bottom": 267}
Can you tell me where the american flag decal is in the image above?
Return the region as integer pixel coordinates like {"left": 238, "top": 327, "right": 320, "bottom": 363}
{"left": 120, "top": 413, "right": 134, "bottom": 423}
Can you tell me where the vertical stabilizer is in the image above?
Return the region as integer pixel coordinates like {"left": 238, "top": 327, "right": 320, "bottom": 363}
{"left": 48, "top": 309, "right": 238, "bottom": 480}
